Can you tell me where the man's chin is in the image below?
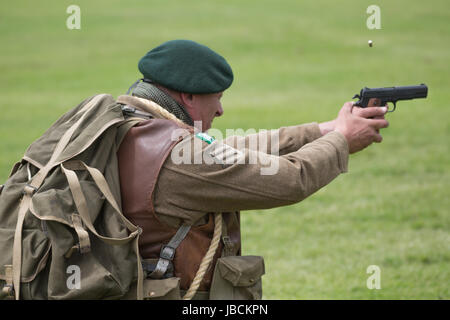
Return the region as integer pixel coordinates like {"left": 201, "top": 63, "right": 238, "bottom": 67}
{"left": 203, "top": 123, "right": 212, "bottom": 132}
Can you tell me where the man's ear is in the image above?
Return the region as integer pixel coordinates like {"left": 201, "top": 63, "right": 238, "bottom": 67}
{"left": 180, "top": 92, "right": 194, "bottom": 108}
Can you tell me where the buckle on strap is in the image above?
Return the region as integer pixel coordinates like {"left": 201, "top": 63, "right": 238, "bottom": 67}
{"left": 22, "top": 184, "right": 38, "bottom": 196}
{"left": 150, "top": 224, "right": 191, "bottom": 279}
{"left": 142, "top": 259, "right": 174, "bottom": 278}
{"left": 222, "top": 235, "right": 233, "bottom": 248}
{"left": 222, "top": 235, "right": 234, "bottom": 256}
{"left": 160, "top": 245, "right": 176, "bottom": 261}
{"left": 121, "top": 105, "right": 152, "bottom": 119}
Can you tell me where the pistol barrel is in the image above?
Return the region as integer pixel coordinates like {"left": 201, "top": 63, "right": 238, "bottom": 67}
{"left": 394, "top": 84, "right": 428, "bottom": 100}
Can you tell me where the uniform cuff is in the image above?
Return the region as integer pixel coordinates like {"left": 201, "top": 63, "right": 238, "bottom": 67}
{"left": 320, "top": 131, "right": 349, "bottom": 173}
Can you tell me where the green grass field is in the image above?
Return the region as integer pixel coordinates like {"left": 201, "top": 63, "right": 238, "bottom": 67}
{"left": 1, "top": 0, "right": 449, "bottom": 299}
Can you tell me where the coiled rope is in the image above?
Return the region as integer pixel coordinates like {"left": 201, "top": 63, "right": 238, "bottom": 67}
{"left": 183, "top": 213, "right": 222, "bottom": 300}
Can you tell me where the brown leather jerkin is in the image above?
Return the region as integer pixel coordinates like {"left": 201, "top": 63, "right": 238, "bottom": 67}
{"left": 117, "top": 118, "right": 240, "bottom": 291}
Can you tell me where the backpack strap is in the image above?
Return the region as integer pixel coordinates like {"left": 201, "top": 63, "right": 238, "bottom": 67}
{"left": 149, "top": 224, "right": 191, "bottom": 279}
{"left": 70, "top": 213, "right": 91, "bottom": 254}
{"left": 61, "top": 161, "right": 141, "bottom": 245}
{"left": 61, "top": 160, "right": 144, "bottom": 299}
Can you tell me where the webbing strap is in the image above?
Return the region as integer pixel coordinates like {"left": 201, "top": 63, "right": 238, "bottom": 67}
{"left": 71, "top": 214, "right": 91, "bottom": 254}
{"left": 61, "top": 160, "right": 144, "bottom": 299}
{"left": 11, "top": 95, "right": 107, "bottom": 300}
{"left": 221, "top": 217, "right": 234, "bottom": 257}
{"left": 61, "top": 162, "right": 140, "bottom": 245}
{"left": 149, "top": 224, "right": 191, "bottom": 279}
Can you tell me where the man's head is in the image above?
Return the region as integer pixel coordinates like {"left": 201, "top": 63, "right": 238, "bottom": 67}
{"left": 138, "top": 40, "right": 233, "bottom": 131}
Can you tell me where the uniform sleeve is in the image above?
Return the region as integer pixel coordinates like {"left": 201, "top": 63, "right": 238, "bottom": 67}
{"left": 222, "top": 122, "right": 323, "bottom": 156}
{"left": 153, "top": 130, "right": 349, "bottom": 223}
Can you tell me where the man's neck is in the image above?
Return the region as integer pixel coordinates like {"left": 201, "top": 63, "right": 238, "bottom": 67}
{"left": 131, "top": 80, "right": 194, "bottom": 126}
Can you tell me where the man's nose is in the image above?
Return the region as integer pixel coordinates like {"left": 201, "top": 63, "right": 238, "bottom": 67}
{"left": 216, "top": 105, "right": 224, "bottom": 117}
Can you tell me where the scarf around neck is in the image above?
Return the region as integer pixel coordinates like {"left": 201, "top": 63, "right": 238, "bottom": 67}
{"left": 128, "top": 80, "right": 194, "bottom": 126}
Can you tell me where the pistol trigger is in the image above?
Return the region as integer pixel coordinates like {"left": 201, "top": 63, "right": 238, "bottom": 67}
{"left": 388, "top": 102, "right": 397, "bottom": 112}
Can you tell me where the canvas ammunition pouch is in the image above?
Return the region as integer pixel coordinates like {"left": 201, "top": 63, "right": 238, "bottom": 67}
{"left": 210, "top": 255, "right": 265, "bottom": 300}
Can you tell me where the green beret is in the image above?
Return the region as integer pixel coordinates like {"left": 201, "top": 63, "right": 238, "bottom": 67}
{"left": 138, "top": 40, "right": 233, "bottom": 94}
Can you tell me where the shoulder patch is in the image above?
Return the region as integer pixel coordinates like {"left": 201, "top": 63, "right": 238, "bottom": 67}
{"left": 209, "top": 142, "right": 244, "bottom": 164}
{"left": 195, "top": 132, "right": 215, "bottom": 144}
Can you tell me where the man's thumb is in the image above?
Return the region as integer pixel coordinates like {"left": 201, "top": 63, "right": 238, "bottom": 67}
{"left": 339, "top": 102, "right": 354, "bottom": 115}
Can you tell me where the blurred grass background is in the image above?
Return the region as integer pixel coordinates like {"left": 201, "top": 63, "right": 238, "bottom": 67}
{"left": 0, "top": 0, "right": 448, "bottom": 299}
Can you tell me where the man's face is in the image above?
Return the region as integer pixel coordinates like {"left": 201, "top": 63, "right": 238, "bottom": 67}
{"left": 188, "top": 92, "right": 224, "bottom": 132}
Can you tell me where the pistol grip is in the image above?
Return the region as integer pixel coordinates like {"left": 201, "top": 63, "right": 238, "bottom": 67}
{"left": 367, "top": 98, "right": 382, "bottom": 108}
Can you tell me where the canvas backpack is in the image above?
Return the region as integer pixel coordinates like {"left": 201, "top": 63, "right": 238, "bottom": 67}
{"left": 0, "top": 94, "right": 146, "bottom": 299}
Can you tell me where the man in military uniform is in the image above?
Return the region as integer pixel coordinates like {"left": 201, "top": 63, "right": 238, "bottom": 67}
{"left": 116, "top": 40, "right": 389, "bottom": 299}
